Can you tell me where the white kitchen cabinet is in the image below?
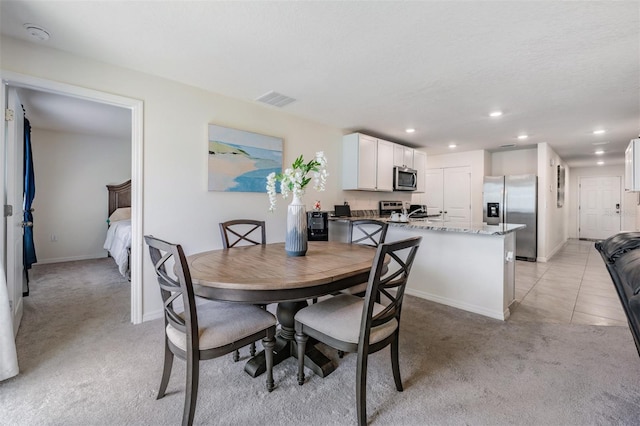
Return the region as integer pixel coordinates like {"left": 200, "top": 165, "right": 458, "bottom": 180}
{"left": 393, "top": 144, "right": 414, "bottom": 168}
{"left": 413, "top": 150, "right": 426, "bottom": 193}
{"left": 376, "top": 139, "right": 394, "bottom": 191}
{"left": 343, "top": 133, "right": 393, "bottom": 191}
{"left": 425, "top": 166, "right": 471, "bottom": 224}
{"left": 625, "top": 139, "right": 640, "bottom": 192}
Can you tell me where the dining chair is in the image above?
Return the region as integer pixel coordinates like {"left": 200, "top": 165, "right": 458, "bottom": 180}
{"left": 145, "top": 235, "right": 277, "bottom": 426}
{"left": 342, "top": 219, "right": 389, "bottom": 296}
{"left": 219, "top": 219, "right": 267, "bottom": 361}
{"left": 294, "top": 236, "right": 422, "bottom": 426}
{"left": 219, "top": 219, "right": 266, "bottom": 248}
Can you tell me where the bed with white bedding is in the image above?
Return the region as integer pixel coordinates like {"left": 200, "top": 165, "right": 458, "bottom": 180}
{"left": 104, "top": 180, "right": 131, "bottom": 279}
{"left": 104, "top": 218, "right": 131, "bottom": 277}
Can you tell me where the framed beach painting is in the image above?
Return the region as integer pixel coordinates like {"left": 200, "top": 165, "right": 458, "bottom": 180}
{"left": 208, "top": 124, "right": 283, "bottom": 192}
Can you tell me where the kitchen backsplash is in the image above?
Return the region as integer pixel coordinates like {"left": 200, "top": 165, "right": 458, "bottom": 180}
{"left": 338, "top": 191, "right": 419, "bottom": 211}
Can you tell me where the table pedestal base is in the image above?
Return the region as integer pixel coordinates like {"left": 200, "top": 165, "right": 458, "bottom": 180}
{"left": 244, "top": 335, "right": 334, "bottom": 378}
{"left": 244, "top": 300, "right": 335, "bottom": 378}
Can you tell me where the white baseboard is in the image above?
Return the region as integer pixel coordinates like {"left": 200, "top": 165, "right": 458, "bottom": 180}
{"left": 405, "top": 288, "right": 508, "bottom": 321}
{"left": 35, "top": 253, "right": 108, "bottom": 265}
{"left": 142, "top": 309, "right": 163, "bottom": 323}
{"left": 537, "top": 238, "right": 567, "bottom": 262}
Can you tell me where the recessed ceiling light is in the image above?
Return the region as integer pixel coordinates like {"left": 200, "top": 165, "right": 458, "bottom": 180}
{"left": 23, "top": 23, "right": 50, "bottom": 41}
{"left": 593, "top": 129, "right": 606, "bottom": 135}
{"left": 592, "top": 141, "right": 609, "bottom": 146}
{"left": 597, "top": 161, "right": 604, "bottom": 165}
{"left": 405, "top": 128, "right": 415, "bottom": 133}
{"left": 448, "top": 143, "right": 457, "bottom": 148}
{"left": 517, "top": 134, "right": 528, "bottom": 140}
{"left": 595, "top": 150, "right": 605, "bottom": 155}
{"left": 489, "top": 111, "right": 503, "bottom": 118}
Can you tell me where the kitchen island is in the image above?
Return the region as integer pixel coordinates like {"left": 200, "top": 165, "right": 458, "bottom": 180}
{"left": 329, "top": 217, "right": 525, "bottom": 320}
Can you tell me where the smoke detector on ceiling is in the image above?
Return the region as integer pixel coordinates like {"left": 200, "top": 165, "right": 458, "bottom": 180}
{"left": 255, "top": 91, "right": 296, "bottom": 108}
{"left": 23, "top": 24, "right": 50, "bottom": 41}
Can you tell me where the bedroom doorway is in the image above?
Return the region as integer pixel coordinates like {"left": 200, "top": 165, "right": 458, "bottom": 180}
{"left": 1, "top": 71, "right": 144, "bottom": 324}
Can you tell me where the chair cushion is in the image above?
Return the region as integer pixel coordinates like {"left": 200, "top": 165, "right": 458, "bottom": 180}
{"left": 295, "top": 294, "right": 398, "bottom": 344}
{"left": 166, "top": 301, "right": 276, "bottom": 352}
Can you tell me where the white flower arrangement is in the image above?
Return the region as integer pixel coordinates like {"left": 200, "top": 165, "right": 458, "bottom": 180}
{"left": 266, "top": 151, "right": 328, "bottom": 212}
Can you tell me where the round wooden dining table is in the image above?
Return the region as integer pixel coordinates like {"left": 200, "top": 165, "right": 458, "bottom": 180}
{"left": 186, "top": 241, "right": 378, "bottom": 378}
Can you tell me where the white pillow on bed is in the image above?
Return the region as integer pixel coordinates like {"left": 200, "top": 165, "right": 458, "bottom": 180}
{"left": 109, "top": 207, "right": 131, "bottom": 223}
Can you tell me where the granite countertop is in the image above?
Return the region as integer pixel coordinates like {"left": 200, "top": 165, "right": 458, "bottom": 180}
{"left": 328, "top": 214, "right": 525, "bottom": 235}
{"left": 386, "top": 220, "right": 526, "bottom": 235}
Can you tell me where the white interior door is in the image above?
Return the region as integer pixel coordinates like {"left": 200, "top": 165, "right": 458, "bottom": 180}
{"left": 4, "top": 87, "right": 25, "bottom": 335}
{"left": 425, "top": 169, "right": 444, "bottom": 221}
{"left": 443, "top": 166, "right": 471, "bottom": 225}
{"left": 579, "top": 176, "right": 621, "bottom": 240}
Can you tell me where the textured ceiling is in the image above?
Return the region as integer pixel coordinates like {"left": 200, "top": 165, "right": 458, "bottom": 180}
{"left": 1, "top": 1, "right": 638, "bottom": 167}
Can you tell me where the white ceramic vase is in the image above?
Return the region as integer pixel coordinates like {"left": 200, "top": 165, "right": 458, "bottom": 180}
{"left": 285, "top": 194, "right": 308, "bottom": 256}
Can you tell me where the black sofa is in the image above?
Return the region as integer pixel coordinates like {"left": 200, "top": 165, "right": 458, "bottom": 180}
{"left": 595, "top": 232, "right": 640, "bottom": 358}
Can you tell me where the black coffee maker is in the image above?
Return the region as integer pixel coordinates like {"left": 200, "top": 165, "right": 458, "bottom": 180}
{"left": 307, "top": 211, "right": 328, "bottom": 241}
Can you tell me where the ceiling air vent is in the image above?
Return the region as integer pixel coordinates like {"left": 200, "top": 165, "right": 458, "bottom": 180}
{"left": 500, "top": 143, "right": 517, "bottom": 148}
{"left": 255, "top": 91, "right": 296, "bottom": 108}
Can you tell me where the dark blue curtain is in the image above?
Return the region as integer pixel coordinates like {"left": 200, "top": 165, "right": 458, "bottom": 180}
{"left": 23, "top": 116, "right": 36, "bottom": 295}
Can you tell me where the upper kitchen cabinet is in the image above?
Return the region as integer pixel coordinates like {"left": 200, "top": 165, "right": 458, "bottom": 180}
{"left": 343, "top": 133, "right": 394, "bottom": 191}
{"left": 393, "top": 144, "right": 414, "bottom": 169}
{"left": 413, "top": 150, "right": 426, "bottom": 193}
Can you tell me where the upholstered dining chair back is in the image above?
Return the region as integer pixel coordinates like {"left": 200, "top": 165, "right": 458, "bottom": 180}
{"left": 219, "top": 219, "right": 266, "bottom": 248}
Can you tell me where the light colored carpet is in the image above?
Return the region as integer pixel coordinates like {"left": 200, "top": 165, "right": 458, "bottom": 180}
{"left": 1, "top": 258, "right": 640, "bottom": 425}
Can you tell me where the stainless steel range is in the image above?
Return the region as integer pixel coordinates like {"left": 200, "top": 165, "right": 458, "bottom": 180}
{"left": 379, "top": 201, "right": 429, "bottom": 218}
{"left": 379, "top": 201, "right": 405, "bottom": 217}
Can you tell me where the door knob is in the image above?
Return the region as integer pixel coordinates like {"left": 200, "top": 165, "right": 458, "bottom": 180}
{"left": 21, "top": 221, "right": 33, "bottom": 228}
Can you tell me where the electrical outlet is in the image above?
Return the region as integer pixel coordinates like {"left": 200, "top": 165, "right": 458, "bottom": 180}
{"left": 50, "top": 234, "right": 57, "bottom": 242}
{"left": 505, "top": 251, "right": 514, "bottom": 262}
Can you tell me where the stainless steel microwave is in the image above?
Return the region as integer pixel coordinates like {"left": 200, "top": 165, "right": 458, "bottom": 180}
{"left": 393, "top": 166, "right": 417, "bottom": 191}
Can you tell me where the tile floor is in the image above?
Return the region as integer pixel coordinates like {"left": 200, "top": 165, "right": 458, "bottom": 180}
{"left": 509, "top": 238, "right": 628, "bottom": 326}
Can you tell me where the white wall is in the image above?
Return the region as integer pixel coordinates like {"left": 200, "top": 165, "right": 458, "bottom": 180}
{"left": 31, "top": 128, "right": 131, "bottom": 263}
{"left": 1, "top": 35, "right": 357, "bottom": 320}
{"left": 424, "top": 150, "right": 489, "bottom": 224}
{"left": 491, "top": 148, "right": 537, "bottom": 176}
{"left": 537, "top": 143, "right": 569, "bottom": 261}
{"left": 568, "top": 164, "right": 636, "bottom": 237}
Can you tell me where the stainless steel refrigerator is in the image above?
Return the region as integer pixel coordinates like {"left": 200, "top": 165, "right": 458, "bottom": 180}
{"left": 483, "top": 175, "right": 538, "bottom": 261}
